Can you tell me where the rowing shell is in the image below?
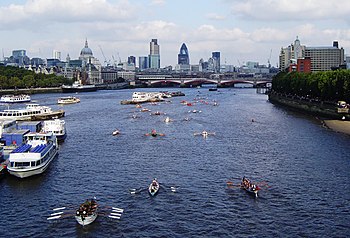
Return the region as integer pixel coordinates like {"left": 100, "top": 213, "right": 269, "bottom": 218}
{"left": 148, "top": 179, "right": 160, "bottom": 196}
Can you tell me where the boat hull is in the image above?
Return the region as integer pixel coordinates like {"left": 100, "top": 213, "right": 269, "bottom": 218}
{"left": 62, "top": 86, "right": 97, "bottom": 93}
{"left": 148, "top": 181, "right": 160, "bottom": 196}
{"left": 7, "top": 149, "right": 58, "bottom": 178}
{"left": 75, "top": 212, "right": 98, "bottom": 226}
{"left": 30, "top": 110, "right": 65, "bottom": 121}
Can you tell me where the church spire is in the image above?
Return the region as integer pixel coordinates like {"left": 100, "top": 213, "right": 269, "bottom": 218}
{"left": 85, "top": 38, "right": 88, "bottom": 48}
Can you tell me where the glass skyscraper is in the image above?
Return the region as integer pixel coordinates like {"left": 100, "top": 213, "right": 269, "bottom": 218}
{"left": 212, "top": 51, "right": 220, "bottom": 73}
{"left": 149, "top": 39, "right": 160, "bottom": 69}
{"left": 178, "top": 43, "right": 189, "bottom": 65}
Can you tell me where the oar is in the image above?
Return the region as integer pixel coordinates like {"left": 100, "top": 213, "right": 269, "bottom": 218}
{"left": 52, "top": 206, "right": 66, "bottom": 211}
{"left": 47, "top": 215, "right": 62, "bottom": 220}
{"left": 50, "top": 211, "right": 64, "bottom": 216}
{"left": 129, "top": 188, "right": 144, "bottom": 194}
{"left": 47, "top": 213, "right": 74, "bottom": 220}
{"left": 170, "top": 186, "right": 179, "bottom": 192}
{"left": 112, "top": 207, "right": 124, "bottom": 213}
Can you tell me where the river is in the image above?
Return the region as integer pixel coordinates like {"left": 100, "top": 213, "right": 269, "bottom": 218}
{"left": 1, "top": 88, "right": 349, "bottom": 238}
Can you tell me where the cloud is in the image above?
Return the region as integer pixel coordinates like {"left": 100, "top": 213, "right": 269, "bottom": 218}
{"left": 206, "top": 13, "right": 226, "bottom": 21}
{"left": 150, "top": 0, "right": 165, "bottom": 6}
{"left": 229, "top": 0, "right": 350, "bottom": 22}
{"left": 0, "top": 0, "right": 135, "bottom": 30}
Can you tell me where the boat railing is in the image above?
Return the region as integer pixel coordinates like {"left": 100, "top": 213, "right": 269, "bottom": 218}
{"left": 11, "top": 144, "right": 32, "bottom": 153}
{"left": 31, "top": 144, "right": 47, "bottom": 153}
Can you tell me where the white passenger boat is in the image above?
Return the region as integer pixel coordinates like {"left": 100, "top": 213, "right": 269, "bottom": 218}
{"left": 7, "top": 132, "right": 58, "bottom": 178}
{"left": 0, "top": 94, "right": 31, "bottom": 103}
{"left": 132, "top": 92, "right": 165, "bottom": 103}
{"left": 42, "top": 119, "right": 67, "bottom": 141}
{"left": 0, "top": 104, "right": 65, "bottom": 121}
{"left": 57, "top": 96, "right": 80, "bottom": 105}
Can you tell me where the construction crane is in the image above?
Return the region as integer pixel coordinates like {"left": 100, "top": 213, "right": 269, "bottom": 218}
{"left": 98, "top": 45, "right": 110, "bottom": 66}
{"left": 116, "top": 52, "right": 121, "bottom": 64}
{"left": 268, "top": 49, "right": 272, "bottom": 68}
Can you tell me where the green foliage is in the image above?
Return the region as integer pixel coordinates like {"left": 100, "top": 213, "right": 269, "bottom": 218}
{"left": 272, "top": 69, "right": 350, "bottom": 102}
{"left": 0, "top": 65, "right": 73, "bottom": 89}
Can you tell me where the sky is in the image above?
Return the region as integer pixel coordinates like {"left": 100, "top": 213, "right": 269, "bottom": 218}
{"left": 0, "top": 0, "right": 350, "bottom": 68}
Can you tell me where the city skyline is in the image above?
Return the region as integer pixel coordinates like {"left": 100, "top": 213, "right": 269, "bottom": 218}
{"left": 0, "top": 0, "right": 349, "bottom": 67}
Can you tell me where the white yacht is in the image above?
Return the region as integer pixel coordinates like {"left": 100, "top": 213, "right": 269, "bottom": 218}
{"left": 42, "top": 119, "right": 67, "bottom": 141}
{"left": 0, "top": 94, "right": 31, "bottom": 103}
{"left": 131, "top": 92, "right": 165, "bottom": 103}
{"left": 0, "top": 104, "right": 65, "bottom": 121}
{"left": 7, "top": 132, "right": 58, "bottom": 178}
{"left": 57, "top": 96, "right": 80, "bottom": 105}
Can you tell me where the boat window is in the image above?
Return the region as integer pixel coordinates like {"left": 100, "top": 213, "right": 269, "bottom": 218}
{"left": 15, "top": 162, "right": 30, "bottom": 167}
{"left": 31, "top": 161, "right": 35, "bottom": 166}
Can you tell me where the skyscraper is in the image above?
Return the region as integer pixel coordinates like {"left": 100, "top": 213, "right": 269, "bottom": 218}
{"left": 178, "top": 43, "right": 189, "bottom": 65}
{"left": 53, "top": 50, "right": 61, "bottom": 61}
{"left": 149, "top": 39, "right": 160, "bottom": 69}
{"left": 139, "top": 56, "right": 148, "bottom": 70}
{"left": 212, "top": 52, "right": 220, "bottom": 73}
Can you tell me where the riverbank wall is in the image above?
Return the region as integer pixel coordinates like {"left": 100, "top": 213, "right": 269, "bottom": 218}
{"left": 268, "top": 92, "right": 350, "bottom": 120}
{"left": 0, "top": 87, "right": 62, "bottom": 95}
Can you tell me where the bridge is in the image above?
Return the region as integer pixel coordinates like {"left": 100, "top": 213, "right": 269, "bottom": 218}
{"left": 137, "top": 75, "right": 272, "bottom": 87}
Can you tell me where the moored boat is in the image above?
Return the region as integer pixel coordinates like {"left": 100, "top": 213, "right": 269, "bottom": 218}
{"left": 148, "top": 178, "right": 160, "bottom": 196}
{"left": 7, "top": 132, "right": 58, "bottom": 178}
{"left": 57, "top": 96, "right": 80, "bottom": 104}
{"left": 0, "top": 94, "right": 31, "bottom": 103}
{"left": 62, "top": 80, "right": 97, "bottom": 93}
{"left": 42, "top": 119, "right": 67, "bottom": 141}
{"left": 0, "top": 104, "right": 64, "bottom": 121}
{"left": 75, "top": 199, "right": 98, "bottom": 226}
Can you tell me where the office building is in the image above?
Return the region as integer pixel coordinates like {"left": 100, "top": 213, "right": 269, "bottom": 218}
{"left": 149, "top": 39, "right": 160, "bottom": 69}
{"left": 53, "top": 50, "right": 61, "bottom": 61}
{"left": 212, "top": 52, "right": 220, "bottom": 73}
{"left": 279, "top": 37, "right": 344, "bottom": 72}
{"left": 178, "top": 43, "right": 189, "bottom": 65}
{"left": 139, "top": 56, "right": 148, "bottom": 70}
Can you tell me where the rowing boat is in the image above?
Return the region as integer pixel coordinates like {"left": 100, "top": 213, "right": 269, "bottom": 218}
{"left": 148, "top": 179, "right": 160, "bottom": 196}
{"left": 241, "top": 177, "right": 259, "bottom": 198}
{"left": 75, "top": 199, "right": 98, "bottom": 226}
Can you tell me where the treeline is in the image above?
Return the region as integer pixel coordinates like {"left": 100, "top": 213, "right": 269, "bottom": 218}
{"left": 0, "top": 65, "right": 73, "bottom": 89}
{"left": 272, "top": 70, "right": 350, "bottom": 102}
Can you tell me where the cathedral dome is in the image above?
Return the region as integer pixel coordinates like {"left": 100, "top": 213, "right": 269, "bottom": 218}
{"left": 80, "top": 39, "right": 93, "bottom": 56}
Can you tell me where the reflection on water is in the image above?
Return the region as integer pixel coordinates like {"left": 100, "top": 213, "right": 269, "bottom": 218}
{"left": 1, "top": 88, "right": 350, "bottom": 237}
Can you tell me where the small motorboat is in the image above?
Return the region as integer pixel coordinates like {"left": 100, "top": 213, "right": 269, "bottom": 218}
{"left": 148, "top": 179, "right": 160, "bottom": 196}
{"left": 112, "top": 129, "right": 120, "bottom": 136}
{"left": 75, "top": 199, "right": 98, "bottom": 226}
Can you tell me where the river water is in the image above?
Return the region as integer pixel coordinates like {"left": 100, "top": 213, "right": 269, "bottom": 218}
{"left": 1, "top": 88, "right": 349, "bottom": 238}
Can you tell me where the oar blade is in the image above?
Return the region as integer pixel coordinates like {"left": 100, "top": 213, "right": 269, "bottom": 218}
{"left": 52, "top": 207, "right": 66, "bottom": 211}
{"left": 47, "top": 215, "right": 61, "bottom": 220}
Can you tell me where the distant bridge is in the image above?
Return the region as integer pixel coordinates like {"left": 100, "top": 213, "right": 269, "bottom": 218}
{"left": 137, "top": 76, "right": 272, "bottom": 87}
